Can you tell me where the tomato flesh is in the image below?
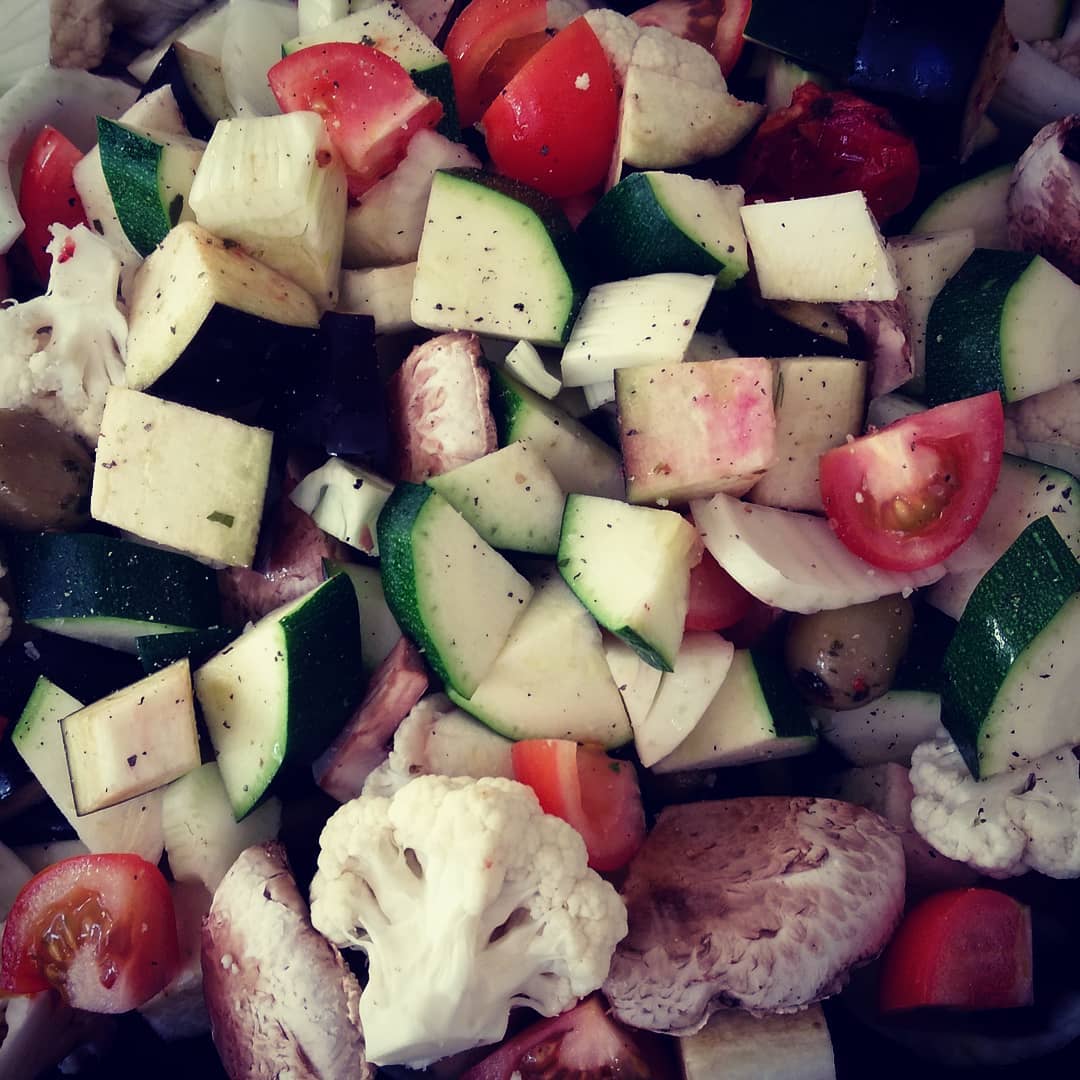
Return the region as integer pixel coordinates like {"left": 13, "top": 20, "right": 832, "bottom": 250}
{"left": 511, "top": 740, "right": 645, "bottom": 873}
{"left": 481, "top": 18, "right": 619, "bottom": 199}
{"left": 685, "top": 543, "right": 754, "bottom": 631}
{"left": 17, "top": 125, "right": 87, "bottom": 285}
{"left": 445, "top": 0, "right": 547, "bottom": 127}
{"left": 1, "top": 854, "right": 180, "bottom": 1013}
{"left": 738, "top": 83, "right": 920, "bottom": 223}
{"left": 819, "top": 392, "right": 1004, "bottom": 572}
{"left": 268, "top": 43, "right": 443, "bottom": 197}
{"left": 879, "top": 888, "right": 1034, "bottom": 1013}
{"left": 462, "top": 997, "right": 654, "bottom": 1080}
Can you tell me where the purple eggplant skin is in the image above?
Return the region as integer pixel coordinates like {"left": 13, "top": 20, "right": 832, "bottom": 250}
{"left": 848, "top": 0, "right": 1014, "bottom": 162}
{"left": 1007, "top": 116, "right": 1080, "bottom": 284}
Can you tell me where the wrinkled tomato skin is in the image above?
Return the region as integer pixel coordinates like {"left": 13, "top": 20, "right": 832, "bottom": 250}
{"left": 511, "top": 740, "right": 645, "bottom": 873}
{"left": 481, "top": 18, "right": 618, "bottom": 199}
{"left": 820, "top": 392, "right": 1004, "bottom": 572}
{"left": 17, "top": 125, "right": 86, "bottom": 284}
{"left": 1, "top": 854, "right": 180, "bottom": 1014}
{"left": 738, "top": 83, "right": 920, "bottom": 223}
{"left": 879, "top": 888, "right": 1034, "bottom": 1013}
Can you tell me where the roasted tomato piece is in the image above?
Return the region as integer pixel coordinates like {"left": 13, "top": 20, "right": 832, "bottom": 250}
{"left": 481, "top": 17, "right": 619, "bottom": 199}
{"left": 268, "top": 43, "right": 443, "bottom": 196}
{"left": 879, "top": 888, "right": 1034, "bottom": 1013}
{"left": 1, "top": 854, "right": 180, "bottom": 1013}
{"left": 17, "top": 125, "right": 87, "bottom": 284}
{"left": 511, "top": 740, "right": 645, "bottom": 873}
{"left": 819, "top": 392, "right": 1004, "bottom": 572}
{"left": 738, "top": 82, "right": 919, "bottom": 223}
{"left": 685, "top": 542, "right": 754, "bottom": 631}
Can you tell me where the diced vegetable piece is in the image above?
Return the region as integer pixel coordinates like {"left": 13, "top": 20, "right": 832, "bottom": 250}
{"left": 503, "top": 339, "right": 561, "bottom": 399}
{"left": 136, "top": 626, "right": 238, "bottom": 675}
{"left": 289, "top": 458, "right": 393, "bottom": 556}
{"left": 325, "top": 561, "right": 402, "bottom": 675}
{"left": 912, "top": 164, "right": 1012, "bottom": 249}
{"left": 815, "top": 691, "right": 942, "bottom": 767}
{"left": 140, "top": 42, "right": 235, "bottom": 142}
{"left": 338, "top": 264, "right": 417, "bottom": 333}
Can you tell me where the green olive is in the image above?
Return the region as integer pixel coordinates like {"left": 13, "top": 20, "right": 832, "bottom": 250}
{"left": 784, "top": 594, "right": 914, "bottom": 710}
{"left": 0, "top": 410, "right": 93, "bottom": 531}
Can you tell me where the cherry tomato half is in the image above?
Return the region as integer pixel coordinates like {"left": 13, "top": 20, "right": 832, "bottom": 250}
{"left": 511, "top": 740, "right": 645, "bottom": 873}
{"left": 268, "top": 43, "right": 443, "bottom": 197}
{"left": 685, "top": 544, "right": 754, "bottom": 631}
{"left": 879, "top": 888, "right": 1033, "bottom": 1013}
{"left": 462, "top": 997, "right": 659, "bottom": 1080}
{"left": 738, "top": 83, "right": 920, "bottom": 223}
{"left": 17, "top": 125, "right": 86, "bottom": 285}
{"left": 819, "top": 392, "right": 1004, "bottom": 572}
{"left": 1, "top": 854, "right": 180, "bottom": 1013}
{"left": 481, "top": 17, "right": 618, "bottom": 199}
{"left": 445, "top": 0, "right": 547, "bottom": 127}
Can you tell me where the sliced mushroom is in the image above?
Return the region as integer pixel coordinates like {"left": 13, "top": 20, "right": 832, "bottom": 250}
{"left": 202, "top": 842, "right": 371, "bottom": 1080}
{"left": 1007, "top": 116, "right": 1080, "bottom": 283}
{"left": 604, "top": 797, "right": 905, "bottom": 1035}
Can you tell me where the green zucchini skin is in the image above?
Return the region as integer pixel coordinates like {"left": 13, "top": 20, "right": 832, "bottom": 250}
{"left": 135, "top": 626, "right": 239, "bottom": 674}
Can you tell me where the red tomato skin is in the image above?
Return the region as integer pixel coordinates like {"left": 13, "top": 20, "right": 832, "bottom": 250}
{"left": 445, "top": 0, "right": 547, "bottom": 127}
{"left": 685, "top": 546, "right": 754, "bottom": 631}
{"left": 713, "top": 0, "right": 753, "bottom": 74}
{"left": 511, "top": 739, "right": 645, "bottom": 873}
{"left": 17, "top": 126, "right": 86, "bottom": 285}
{"left": 481, "top": 18, "right": 619, "bottom": 199}
{"left": 738, "top": 83, "right": 920, "bottom": 223}
{"left": 820, "top": 392, "right": 1004, "bottom": 573}
{"left": 268, "top": 44, "right": 443, "bottom": 195}
{"left": 879, "top": 888, "right": 1033, "bottom": 1013}
{"left": 1, "top": 854, "right": 180, "bottom": 1013}
{"left": 631, "top": 0, "right": 752, "bottom": 76}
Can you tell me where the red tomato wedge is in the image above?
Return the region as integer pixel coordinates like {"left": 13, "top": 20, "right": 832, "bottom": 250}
{"left": 481, "top": 17, "right": 619, "bottom": 199}
{"left": 879, "top": 888, "right": 1034, "bottom": 1013}
{"left": 713, "top": 0, "right": 753, "bottom": 74}
{"left": 631, "top": 0, "right": 752, "bottom": 76}
{"left": 17, "top": 125, "right": 86, "bottom": 284}
{"left": 462, "top": 997, "right": 658, "bottom": 1080}
{"left": 511, "top": 740, "right": 645, "bottom": 873}
{"left": 685, "top": 544, "right": 754, "bottom": 631}
{"left": 819, "top": 392, "right": 1004, "bottom": 572}
{"left": 1, "top": 854, "right": 180, "bottom": 1014}
{"left": 445, "top": 0, "right": 547, "bottom": 127}
{"left": 268, "top": 43, "right": 443, "bottom": 197}
{"left": 738, "top": 83, "right": 920, "bottom": 223}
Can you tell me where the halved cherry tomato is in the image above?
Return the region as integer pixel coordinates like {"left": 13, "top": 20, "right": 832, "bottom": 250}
{"left": 268, "top": 43, "right": 443, "bottom": 197}
{"left": 738, "top": 83, "right": 920, "bottom": 223}
{"left": 819, "top": 392, "right": 1004, "bottom": 572}
{"left": 631, "top": 0, "right": 753, "bottom": 76}
{"left": 685, "top": 544, "right": 754, "bottom": 631}
{"left": 17, "top": 125, "right": 86, "bottom": 285}
{"left": 879, "top": 888, "right": 1033, "bottom": 1013}
{"left": 511, "top": 740, "right": 645, "bottom": 873}
{"left": 1, "top": 854, "right": 180, "bottom": 1014}
{"left": 445, "top": 0, "right": 547, "bottom": 127}
{"left": 475, "top": 29, "right": 552, "bottom": 116}
{"left": 481, "top": 18, "right": 619, "bottom": 199}
{"left": 462, "top": 997, "right": 657, "bottom": 1080}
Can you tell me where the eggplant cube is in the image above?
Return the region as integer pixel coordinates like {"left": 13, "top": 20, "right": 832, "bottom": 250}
{"left": 617, "top": 357, "right": 778, "bottom": 506}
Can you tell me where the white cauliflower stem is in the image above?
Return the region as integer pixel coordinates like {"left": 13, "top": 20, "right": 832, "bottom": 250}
{"left": 910, "top": 733, "right": 1080, "bottom": 878}
{"left": 0, "top": 224, "right": 126, "bottom": 440}
{"left": 309, "top": 775, "right": 628, "bottom": 1068}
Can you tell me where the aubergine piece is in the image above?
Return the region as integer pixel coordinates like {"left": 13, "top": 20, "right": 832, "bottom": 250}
{"left": 742, "top": 0, "right": 868, "bottom": 79}
{"left": 140, "top": 42, "right": 233, "bottom": 142}
{"left": 258, "top": 312, "right": 393, "bottom": 472}
{"left": 848, "top": 0, "right": 1015, "bottom": 162}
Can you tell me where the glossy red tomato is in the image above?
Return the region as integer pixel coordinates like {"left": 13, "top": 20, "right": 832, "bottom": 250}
{"left": 685, "top": 544, "right": 754, "bottom": 631}
{"left": 481, "top": 17, "right": 619, "bottom": 199}
{"left": 462, "top": 997, "right": 657, "bottom": 1080}
{"left": 738, "top": 83, "right": 920, "bottom": 223}
{"left": 511, "top": 740, "right": 645, "bottom": 873}
{"left": 445, "top": 0, "right": 547, "bottom": 127}
{"left": 268, "top": 43, "right": 443, "bottom": 197}
{"left": 0, "top": 854, "right": 180, "bottom": 1013}
{"left": 879, "top": 888, "right": 1033, "bottom": 1013}
{"left": 631, "top": 0, "right": 753, "bottom": 76}
{"left": 17, "top": 125, "right": 86, "bottom": 284}
{"left": 819, "top": 392, "right": 1004, "bottom": 572}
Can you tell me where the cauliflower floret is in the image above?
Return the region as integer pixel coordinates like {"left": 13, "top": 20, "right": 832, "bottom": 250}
{"left": 361, "top": 693, "right": 513, "bottom": 798}
{"left": 1008, "top": 379, "right": 1080, "bottom": 448}
{"left": 910, "top": 732, "right": 1080, "bottom": 879}
{"left": 49, "top": 0, "right": 112, "bottom": 71}
{"left": 0, "top": 224, "right": 126, "bottom": 441}
{"left": 631, "top": 26, "right": 728, "bottom": 91}
{"left": 309, "top": 775, "right": 628, "bottom": 1068}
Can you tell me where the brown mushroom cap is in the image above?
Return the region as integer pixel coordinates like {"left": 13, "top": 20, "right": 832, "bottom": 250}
{"left": 201, "top": 842, "right": 371, "bottom": 1080}
{"left": 603, "top": 797, "right": 905, "bottom": 1035}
